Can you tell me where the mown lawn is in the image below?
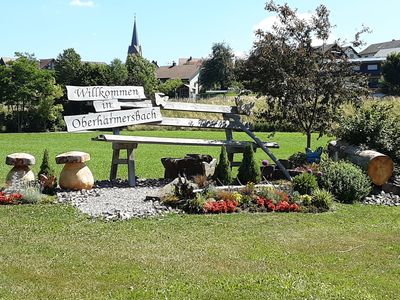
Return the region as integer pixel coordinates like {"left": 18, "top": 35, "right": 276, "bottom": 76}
{"left": 0, "top": 203, "right": 399, "bottom": 299}
{"left": 0, "top": 131, "right": 398, "bottom": 299}
{"left": 0, "top": 130, "right": 332, "bottom": 183}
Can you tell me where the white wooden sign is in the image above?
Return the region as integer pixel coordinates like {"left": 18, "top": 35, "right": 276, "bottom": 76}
{"left": 93, "top": 99, "right": 121, "bottom": 112}
{"left": 64, "top": 107, "right": 162, "bottom": 132}
{"left": 66, "top": 85, "right": 145, "bottom": 101}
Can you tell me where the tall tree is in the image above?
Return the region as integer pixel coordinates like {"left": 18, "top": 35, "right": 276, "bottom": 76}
{"left": 0, "top": 54, "right": 63, "bottom": 132}
{"left": 126, "top": 54, "right": 158, "bottom": 98}
{"left": 54, "top": 48, "right": 82, "bottom": 86}
{"left": 200, "top": 42, "right": 235, "bottom": 90}
{"left": 238, "top": 1, "right": 369, "bottom": 148}
{"left": 108, "top": 58, "right": 128, "bottom": 85}
{"left": 381, "top": 52, "right": 400, "bottom": 95}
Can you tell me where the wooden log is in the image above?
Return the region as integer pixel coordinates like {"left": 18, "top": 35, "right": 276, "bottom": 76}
{"left": 328, "top": 141, "right": 393, "bottom": 186}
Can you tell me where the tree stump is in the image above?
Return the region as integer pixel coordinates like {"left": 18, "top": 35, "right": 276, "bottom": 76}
{"left": 161, "top": 154, "right": 216, "bottom": 179}
{"left": 328, "top": 141, "right": 394, "bottom": 186}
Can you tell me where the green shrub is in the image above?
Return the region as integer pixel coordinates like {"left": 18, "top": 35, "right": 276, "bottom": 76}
{"left": 319, "top": 160, "right": 371, "bottom": 203}
{"left": 335, "top": 103, "right": 400, "bottom": 164}
{"left": 213, "top": 146, "right": 233, "bottom": 185}
{"left": 237, "top": 145, "right": 261, "bottom": 184}
{"left": 288, "top": 152, "right": 307, "bottom": 168}
{"left": 311, "top": 189, "right": 334, "bottom": 211}
{"left": 292, "top": 172, "right": 318, "bottom": 195}
{"left": 185, "top": 193, "right": 207, "bottom": 213}
{"left": 38, "top": 149, "right": 57, "bottom": 195}
{"left": 38, "top": 149, "right": 54, "bottom": 177}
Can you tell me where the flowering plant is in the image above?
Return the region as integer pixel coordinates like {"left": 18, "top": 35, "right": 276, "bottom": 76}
{"left": 0, "top": 192, "right": 23, "bottom": 205}
{"left": 203, "top": 199, "right": 238, "bottom": 213}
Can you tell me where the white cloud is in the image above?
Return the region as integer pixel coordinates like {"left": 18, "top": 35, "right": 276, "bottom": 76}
{"left": 70, "top": 0, "right": 95, "bottom": 7}
{"left": 233, "top": 50, "right": 247, "bottom": 59}
{"left": 253, "top": 13, "right": 336, "bottom": 46}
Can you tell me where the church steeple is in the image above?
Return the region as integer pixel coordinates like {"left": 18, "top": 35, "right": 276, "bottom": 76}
{"left": 128, "top": 16, "right": 142, "bottom": 56}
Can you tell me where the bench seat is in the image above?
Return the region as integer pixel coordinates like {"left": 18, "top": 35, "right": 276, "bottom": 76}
{"left": 93, "top": 134, "right": 279, "bottom": 149}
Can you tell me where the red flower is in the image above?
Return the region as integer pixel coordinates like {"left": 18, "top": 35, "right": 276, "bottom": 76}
{"left": 289, "top": 203, "right": 301, "bottom": 212}
{"left": 267, "top": 202, "right": 276, "bottom": 211}
{"left": 204, "top": 199, "right": 238, "bottom": 214}
{"left": 256, "top": 197, "right": 266, "bottom": 207}
{"left": 276, "top": 201, "right": 290, "bottom": 212}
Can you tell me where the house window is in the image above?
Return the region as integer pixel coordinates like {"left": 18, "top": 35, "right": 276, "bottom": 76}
{"left": 367, "top": 64, "right": 378, "bottom": 71}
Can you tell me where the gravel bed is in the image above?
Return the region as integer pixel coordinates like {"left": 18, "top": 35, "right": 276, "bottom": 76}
{"left": 57, "top": 179, "right": 181, "bottom": 221}
{"left": 362, "top": 191, "right": 400, "bottom": 206}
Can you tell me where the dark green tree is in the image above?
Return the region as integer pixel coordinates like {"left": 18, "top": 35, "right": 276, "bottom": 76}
{"left": 381, "top": 53, "right": 400, "bottom": 95}
{"left": 108, "top": 58, "right": 128, "bottom": 85}
{"left": 237, "top": 145, "right": 261, "bottom": 184}
{"left": 213, "top": 146, "right": 233, "bottom": 185}
{"left": 158, "top": 79, "right": 183, "bottom": 98}
{"left": 238, "top": 1, "right": 369, "bottom": 148}
{"left": 38, "top": 149, "right": 55, "bottom": 177}
{"left": 38, "top": 149, "right": 57, "bottom": 195}
{"left": 78, "top": 62, "right": 110, "bottom": 86}
{"left": 126, "top": 54, "right": 159, "bottom": 97}
{"left": 0, "top": 54, "right": 63, "bottom": 132}
{"left": 54, "top": 48, "right": 82, "bottom": 86}
{"left": 200, "top": 42, "right": 235, "bottom": 91}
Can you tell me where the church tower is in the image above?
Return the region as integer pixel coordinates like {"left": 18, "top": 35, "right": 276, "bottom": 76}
{"left": 128, "top": 16, "right": 142, "bottom": 56}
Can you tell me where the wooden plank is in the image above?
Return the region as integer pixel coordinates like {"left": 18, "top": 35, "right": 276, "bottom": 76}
{"left": 149, "top": 117, "right": 244, "bottom": 129}
{"left": 93, "top": 99, "right": 121, "bottom": 112}
{"left": 93, "top": 134, "right": 279, "bottom": 148}
{"left": 118, "top": 100, "right": 154, "bottom": 108}
{"left": 66, "top": 85, "right": 145, "bottom": 101}
{"left": 155, "top": 93, "right": 239, "bottom": 114}
{"left": 64, "top": 107, "right": 162, "bottom": 132}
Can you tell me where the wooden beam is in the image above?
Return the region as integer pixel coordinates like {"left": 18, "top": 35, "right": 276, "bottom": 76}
{"left": 93, "top": 134, "right": 279, "bottom": 148}
{"left": 149, "top": 117, "right": 245, "bottom": 129}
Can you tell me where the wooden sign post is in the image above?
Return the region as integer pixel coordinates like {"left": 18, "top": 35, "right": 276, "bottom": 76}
{"left": 64, "top": 107, "right": 162, "bottom": 132}
{"left": 64, "top": 85, "right": 161, "bottom": 132}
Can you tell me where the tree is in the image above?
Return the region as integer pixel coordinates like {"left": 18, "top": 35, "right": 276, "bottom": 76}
{"left": 78, "top": 62, "right": 110, "bottom": 86}
{"left": 381, "top": 53, "right": 400, "bottom": 95}
{"left": 213, "top": 146, "right": 233, "bottom": 185}
{"left": 54, "top": 48, "right": 82, "bottom": 86}
{"left": 237, "top": 145, "right": 261, "bottom": 184}
{"left": 238, "top": 1, "right": 369, "bottom": 148}
{"left": 200, "top": 42, "right": 235, "bottom": 91}
{"left": 126, "top": 54, "right": 158, "bottom": 97}
{"left": 0, "top": 54, "right": 63, "bottom": 132}
{"left": 158, "top": 79, "right": 183, "bottom": 98}
{"left": 108, "top": 58, "right": 128, "bottom": 85}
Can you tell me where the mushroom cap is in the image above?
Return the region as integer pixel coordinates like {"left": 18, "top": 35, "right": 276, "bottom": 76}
{"left": 56, "top": 151, "right": 90, "bottom": 164}
{"left": 6, "top": 153, "right": 35, "bottom": 166}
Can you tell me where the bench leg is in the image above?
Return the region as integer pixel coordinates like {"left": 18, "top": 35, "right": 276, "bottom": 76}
{"left": 227, "top": 152, "right": 234, "bottom": 169}
{"left": 110, "top": 148, "right": 120, "bottom": 180}
{"left": 127, "top": 148, "right": 136, "bottom": 187}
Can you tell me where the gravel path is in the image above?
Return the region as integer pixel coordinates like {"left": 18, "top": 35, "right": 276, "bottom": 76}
{"left": 57, "top": 179, "right": 181, "bottom": 221}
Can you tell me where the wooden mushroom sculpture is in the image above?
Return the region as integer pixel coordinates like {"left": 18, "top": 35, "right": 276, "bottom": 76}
{"left": 56, "top": 151, "right": 94, "bottom": 190}
{"left": 5, "top": 153, "right": 36, "bottom": 184}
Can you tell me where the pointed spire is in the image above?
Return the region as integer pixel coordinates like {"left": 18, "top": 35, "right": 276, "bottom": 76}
{"left": 128, "top": 15, "right": 142, "bottom": 56}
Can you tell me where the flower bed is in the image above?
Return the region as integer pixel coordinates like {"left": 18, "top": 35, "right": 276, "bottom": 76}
{"left": 161, "top": 181, "right": 331, "bottom": 214}
{"left": 0, "top": 191, "right": 23, "bottom": 205}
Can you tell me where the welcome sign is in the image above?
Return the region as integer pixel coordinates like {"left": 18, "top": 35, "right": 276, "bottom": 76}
{"left": 66, "top": 85, "right": 145, "bottom": 101}
{"left": 64, "top": 107, "right": 162, "bottom": 132}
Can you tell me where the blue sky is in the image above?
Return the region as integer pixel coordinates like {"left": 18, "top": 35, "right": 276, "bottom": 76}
{"left": 1, "top": 0, "right": 399, "bottom": 65}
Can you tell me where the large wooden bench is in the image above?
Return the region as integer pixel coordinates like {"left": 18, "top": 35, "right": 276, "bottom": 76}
{"left": 93, "top": 93, "right": 290, "bottom": 186}
{"left": 63, "top": 86, "right": 290, "bottom": 186}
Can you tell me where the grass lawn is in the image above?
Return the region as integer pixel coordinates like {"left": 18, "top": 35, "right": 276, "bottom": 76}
{"left": 0, "top": 203, "right": 399, "bottom": 299}
{"left": 0, "top": 131, "right": 398, "bottom": 299}
{"left": 0, "top": 130, "right": 332, "bottom": 183}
